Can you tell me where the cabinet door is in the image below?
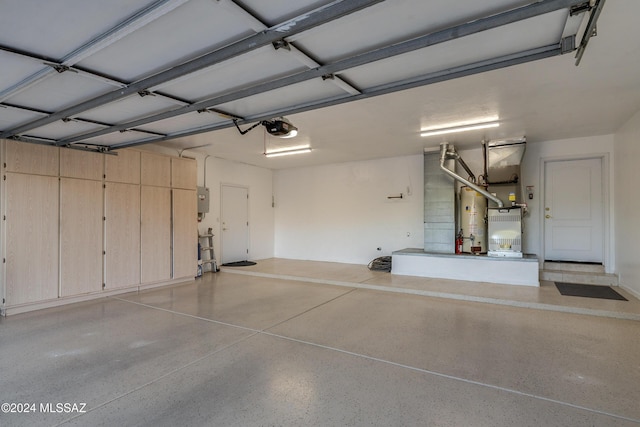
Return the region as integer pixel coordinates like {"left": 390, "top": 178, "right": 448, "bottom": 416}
{"left": 5, "top": 141, "right": 59, "bottom": 176}
{"left": 172, "top": 189, "right": 197, "bottom": 279}
{"left": 60, "top": 178, "right": 103, "bottom": 296}
{"left": 60, "top": 148, "right": 103, "bottom": 180}
{"left": 141, "top": 186, "right": 171, "bottom": 283}
{"left": 105, "top": 149, "right": 140, "bottom": 184}
{"left": 171, "top": 157, "right": 197, "bottom": 189}
{"left": 105, "top": 182, "right": 140, "bottom": 289}
{"left": 141, "top": 152, "right": 170, "bottom": 187}
{"left": 5, "top": 173, "right": 59, "bottom": 305}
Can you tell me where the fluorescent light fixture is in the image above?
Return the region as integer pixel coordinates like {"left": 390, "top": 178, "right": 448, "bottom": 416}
{"left": 420, "top": 121, "right": 499, "bottom": 137}
{"left": 265, "top": 145, "right": 311, "bottom": 158}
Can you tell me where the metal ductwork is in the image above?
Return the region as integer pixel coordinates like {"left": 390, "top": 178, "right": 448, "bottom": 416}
{"left": 439, "top": 142, "right": 504, "bottom": 208}
{"left": 483, "top": 138, "right": 526, "bottom": 185}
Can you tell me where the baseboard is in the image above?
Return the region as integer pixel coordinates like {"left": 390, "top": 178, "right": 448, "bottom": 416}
{"left": 2, "top": 277, "right": 196, "bottom": 316}
{"left": 620, "top": 284, "right": 640, "bottom": 301}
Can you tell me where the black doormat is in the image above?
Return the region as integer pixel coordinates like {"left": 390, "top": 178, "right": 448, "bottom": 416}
{"left": 221, "top": 261, "right": 257, "bottom": 267}
{"left": 555, "top": 282, "right": 627, "bottom": 301}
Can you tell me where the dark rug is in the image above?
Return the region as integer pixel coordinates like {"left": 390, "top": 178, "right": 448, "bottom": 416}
{"left": 221, "top": 261, "right": 257, "bottom": 267}
{"left": 555, "top": 282, "right": 627, "bottom": 301}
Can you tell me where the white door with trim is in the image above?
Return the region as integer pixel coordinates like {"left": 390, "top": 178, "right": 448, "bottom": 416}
{"left": 221, "top": 185, "right": 249, "bottom": 264}
{"left": 544, "top": 158, "right": 603, "bottom": 262}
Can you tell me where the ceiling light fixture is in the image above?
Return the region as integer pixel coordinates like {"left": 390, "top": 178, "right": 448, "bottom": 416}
{"left": 265, "top": 145, "right": 311, "bottom": 158}
{"left": 233, "top": 117, "right": 298, "bottom": 138}
{"left": 420, "top": 121, "right": 499, "bottom": 137}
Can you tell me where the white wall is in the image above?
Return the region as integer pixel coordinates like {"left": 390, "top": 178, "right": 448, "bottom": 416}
{"left": 194, "top": 156, "right": 274, "bottom": 263}
{"left": 614, "top": 110, "right": 640, "bottom": 297}
{"left": 273, "top": 155, "right": 424, "bottom": 265}
{"left": 518, "top": 135, "right": 615, "bottom": 270}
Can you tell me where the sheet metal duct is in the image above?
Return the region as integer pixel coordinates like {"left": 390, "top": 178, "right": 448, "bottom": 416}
{"left": 484, "top": 138, "right": 526, "bottom": 184}
{"left": 439, "top": 142, "right": 504, "bottom": 208}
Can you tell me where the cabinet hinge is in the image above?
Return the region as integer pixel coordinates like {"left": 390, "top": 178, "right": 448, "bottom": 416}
{"left": 102, "top": 283, "right": 106, "bottom": 289}
{"left": 3, "top": 162, "right": 6, "bottom": 168}
{"left": 3, "top": 258, "right": 5, "bottom": 263}
{"left": 103, "top": 216, "right": 106, "bottom": 221}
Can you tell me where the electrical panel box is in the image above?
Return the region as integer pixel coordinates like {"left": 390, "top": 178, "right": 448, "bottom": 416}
{"left": 197, "top": 186, "right": 209, "bottom": 214}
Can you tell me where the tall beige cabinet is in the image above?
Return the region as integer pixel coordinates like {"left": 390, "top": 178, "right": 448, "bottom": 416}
{"left": 4, "top": 142, "right": 60, "bottom": 306}
{"left": 60, "top": 149, "right": 104, "bottom": 297}
{"left": 172, "top": 157, "right": 198, "bottom": 279}
{"left": 104, "top": 148, "right": 141, "bottom": 289}
{"left": 1, "top": 141, "right": 198, "bottom": 315}
{"left": 140, "top": 152, "right": 172, "bottom": 284}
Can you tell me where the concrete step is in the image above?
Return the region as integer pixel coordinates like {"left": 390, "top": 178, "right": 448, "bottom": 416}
{"left": 540, "top": 269, "right": 618, "bottom": 286}
{"left": 543, "top": 261, "right": 604, "bottom": 273}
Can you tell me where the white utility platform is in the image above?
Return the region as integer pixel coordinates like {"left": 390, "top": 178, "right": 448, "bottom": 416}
{"left": 392, "top": 248, "right": 539, "bottom": 287}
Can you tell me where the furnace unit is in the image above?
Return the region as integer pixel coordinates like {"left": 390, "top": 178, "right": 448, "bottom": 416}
{"left": 487, "top": 207, "right": 523, "bottom": 257}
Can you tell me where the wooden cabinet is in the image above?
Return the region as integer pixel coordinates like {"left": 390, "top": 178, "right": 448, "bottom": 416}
{"left": 141, "top": 152, "right": 170, "bottom": 187}
{"left": 60, "top": 148, "right": 103, "bottom": 180}
{"left": 172, "top": 189, "right": 197, "bottom": 279}
{"left": 105, "top": 149, "right": 140, "bottom": 184}
{"left": 171, "top": 157, "right": 197, "bottom": 189}
{"left": 5, "top": 140, "right": 58, "bottom": 176}
{"left": 5, "top": 173, "right": 59, "bottom": 305}
{"left": 2, "top": 140, "right": 199, "bottom": 312}
{"left": 105, "top": 182, "right": 140, "bottom": 289}
{"left": 60, "top": 178, "right": 103, "bottom": 296}
{"left": 141, "top": 186, "right": 171, "bottom": 283}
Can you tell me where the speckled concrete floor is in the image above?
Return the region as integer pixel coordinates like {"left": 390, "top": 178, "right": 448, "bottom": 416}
{"left": 1, "top": 269, "right": 639, "bottom": 426}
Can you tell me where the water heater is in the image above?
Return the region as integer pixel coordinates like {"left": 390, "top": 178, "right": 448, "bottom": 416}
{"left": 460, "top": 186, "right": 487, "bottom": 253}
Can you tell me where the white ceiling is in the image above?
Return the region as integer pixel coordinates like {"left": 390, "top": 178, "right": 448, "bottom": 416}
{"left": 1, "top": 0, "right": 638, "bottom": 169}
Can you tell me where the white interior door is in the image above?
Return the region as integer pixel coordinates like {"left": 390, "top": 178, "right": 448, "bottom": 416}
{"left": 544, "top": 158, "right": 603, "bottom": 262}
{"left": 221, "top": 185, "right": 249, "bottom": 264}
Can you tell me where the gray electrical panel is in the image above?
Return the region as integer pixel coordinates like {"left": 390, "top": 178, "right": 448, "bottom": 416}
{"left": 197, "top": 186, "right": 209, "bottom": 213}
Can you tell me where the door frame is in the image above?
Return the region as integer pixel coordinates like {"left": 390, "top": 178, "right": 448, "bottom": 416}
{"left": 220, "top": 183, "right": 250, "bottom": 264}
{"left": 539, "top": 153, "right": 611, "bottom": 272}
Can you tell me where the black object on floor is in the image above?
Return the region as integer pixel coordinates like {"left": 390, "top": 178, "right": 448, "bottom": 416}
{"left": 555, "top": 282, "right": 627, "bottom": 301}
{"left": 222, "top": 261, "right": 257, "bottom": 267}
{"left": 368, "top": 256, "right": 392, "bottom": 272}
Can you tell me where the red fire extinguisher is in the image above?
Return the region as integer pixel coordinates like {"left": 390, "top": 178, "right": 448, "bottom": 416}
{"left": 455, "top": 230, "right": 463, "bottom": 254}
